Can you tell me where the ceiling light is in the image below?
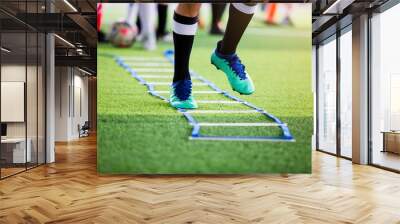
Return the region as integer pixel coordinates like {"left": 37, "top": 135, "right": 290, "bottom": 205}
{"left": 1, "top": 47, "right": 11, "bottom": 53}
{"left": 63, "top": 0, "right": 78, "bottom": 12}
{"left": 323, "top": 0, "right": 355, "bottom": 15}
{"left": 54, "top": 34, "right": 75, "bottom": 48}
{"left": 78, "top": 68, "right": 93, "bottom": 76}
{"left": 76, "top": 48, "right": 85, "bottom": 55}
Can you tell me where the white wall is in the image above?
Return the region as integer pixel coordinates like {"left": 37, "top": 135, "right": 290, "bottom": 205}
{"left": 1, "top": 82, "right": 25, "bottom": 122}
{"left": 0, "top": 65, "right": 38, "bottom": 139}
{"left": 54, "top": 67, "right": 89, "bottom": 141}
{"left": 1, "top": 65, "right": 25, "bottom": 139}
{"left": 55, "top": 66, "right": 70, "bottom": 141}
{"left": 1, "top": 65, "right": 26, "bottom": 81}
{"left": 1, "top": 64, "right": 46, "bottom": 164}
{"left": 73, "top": 73, "right": 89, "bottom": 136}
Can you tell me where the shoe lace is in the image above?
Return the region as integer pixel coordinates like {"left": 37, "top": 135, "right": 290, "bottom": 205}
{"left": 229, "top": 55, "right": 247, "bottom": 80}
{"left": 174, "top": 79, "right": 192, "bottom": 101}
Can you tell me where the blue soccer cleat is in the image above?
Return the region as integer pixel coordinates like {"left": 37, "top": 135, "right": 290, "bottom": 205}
{"left": 170, "top": 79, "right": 198, "bottom": 109}
{"left": 211, "top": 47, "right": 255, "bottom": 95}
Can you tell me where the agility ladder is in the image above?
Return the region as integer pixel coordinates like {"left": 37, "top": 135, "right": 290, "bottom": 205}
{"left": 114, "top": 50, "right": 294, "bottom": 142}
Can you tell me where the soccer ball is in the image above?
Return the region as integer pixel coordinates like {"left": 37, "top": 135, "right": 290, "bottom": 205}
{"left": 109, "top": 22, "right": 137, "bottom": 48}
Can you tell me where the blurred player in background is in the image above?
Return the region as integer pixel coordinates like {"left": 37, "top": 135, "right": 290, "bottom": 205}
{"left": 265, "top": 3, "right": 294, "bottom": 26}
{"left": 97, "top": 3, "right": 106, "bottom": 42}
{"left": 210, "top": 3, "right": 227, "bottom": 35}
{"left": 156, "top": 3, "right": 172, "bottom": 42}
{"left": 126, "top": 3, "right": 157, "bottom": 50}
{"left": 281, "top": 4, "right": 294, "bottom": 26}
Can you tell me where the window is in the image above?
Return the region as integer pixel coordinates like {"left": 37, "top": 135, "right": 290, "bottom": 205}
{"left": 0, "top": 0, "right": 47, "bottom": 179}
{"left": 371, "top": 3, "right": 400, "bottom": 171}
{"left": 339, "top": 28, "right": 352, "bottom": 158}
{"left": 317, "top": 36, "right": 337, "bottom": 154}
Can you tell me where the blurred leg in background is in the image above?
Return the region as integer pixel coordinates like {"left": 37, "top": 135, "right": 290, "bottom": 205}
{"left": 126, "top": 3, "right": 157, "bottom": 50}
{"left": 138, "top": 3, "right": 157, "bottom": 50}
{"left": 281, "top": 4, "right": 294, "bottom": 26}
{"left": 156, "top": 3, "right": 172, "bottom": 42}
{"left": 210, "top": 3, "right": 226, "bottom": 35}
{"left": 97, "top": 3, "right": 106, "bottom": 42}
{"left": 265, "top": 3, "right": 277, "bottom": 25}
{"left": 126, "top": 3, "right": 136, "bottom": 26}
{"left": 126, "top": 3, "right": 141, "bottom": 33}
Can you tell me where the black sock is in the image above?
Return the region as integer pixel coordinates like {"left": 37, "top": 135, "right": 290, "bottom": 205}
{"left": 220, "top": 3, "right": 256, "bottom": 55}
{"left": 172, "top": 12, "right": 198, "bottom": 83}
{"left": 216, "top": 41, "right": 233, "bottom": 59}
{"left": 157, "top": 4, "right": 168, "bottom": 37}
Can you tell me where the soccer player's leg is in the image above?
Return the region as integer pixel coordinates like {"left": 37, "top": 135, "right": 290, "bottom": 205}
{"left": 210, "top": 3, "right": 227, "bottom": 35}
{"left": 138, "top": 3, "right": 157, "bottom": 50}
{"left": 170, "top": 3, "right": 201, "bottom": 109}
{"left": 211, "top": 3, "right": 256, "bottom": 95}
{"left": 156, "top": 4, "right": 172, "bottom": 42}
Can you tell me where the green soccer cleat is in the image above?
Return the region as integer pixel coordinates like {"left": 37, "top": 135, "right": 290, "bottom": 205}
{"left": 211, "top": 49, "right": 255, "bottom": 95}
{"left": 170, "top": 79, "right": 198, "bottom": 109}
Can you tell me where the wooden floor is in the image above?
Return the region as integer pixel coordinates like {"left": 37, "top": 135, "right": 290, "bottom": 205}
{"left": 1, "top": 167, "right": 26, "bottom": 178}
{"left": 373, "top": 151, "right": 400, "bottom": 171}
{"left": 1, "top": 135, "right": 400, "bottom": 224}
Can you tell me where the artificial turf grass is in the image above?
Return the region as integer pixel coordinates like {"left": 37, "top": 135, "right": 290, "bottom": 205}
{"left": 199, "top": 126, "right": 283, "bottom": 137}
{"left": 193, "top": 113, "right": 274, "bottom": 123}
{"left": 98, "top": 24, "right": 312, "bottom": 174}
{"left": 98, "top": 114, "right": 311, "bottom": 174}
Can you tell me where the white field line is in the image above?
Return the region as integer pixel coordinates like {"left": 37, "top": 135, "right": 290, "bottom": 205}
{"left": 147, "top": 82, "right": 172, "bottom": 86}
{"left": 126, "top": 63, "right": 172, "bottom": 67}
{"left": 139, "top": 75, "right": 173, "bottom": 79}
{"left": 184, "top": 110, "right": 259, "bottom": 114}
{"left": 139, "top": 75, "right": 200, "bottom": 80}
{"left": 124, "top": 59, "right": 169, "bottom": 63}
{"left": 134, "top": 68, "right": 174, "bottom": 72}
{"left": 123, "top": 56, "right": 165, "bottom": 61}
{"left": 192, "top": 122, "right": 284, "bottom": 127}
{"left": 196, "top": 100, "right": 240, "bottom": 104}
{"left": 189, "top": 136, "right": 295, "bottom": 142}
{"left": 136, "top": 73, "right": 172, "bottom": 76}
{"left": 148, "top": 82, "right": 208, "bottom": 86}
{"left": 153, "top": 90, "right": 221, "bottom": 94}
